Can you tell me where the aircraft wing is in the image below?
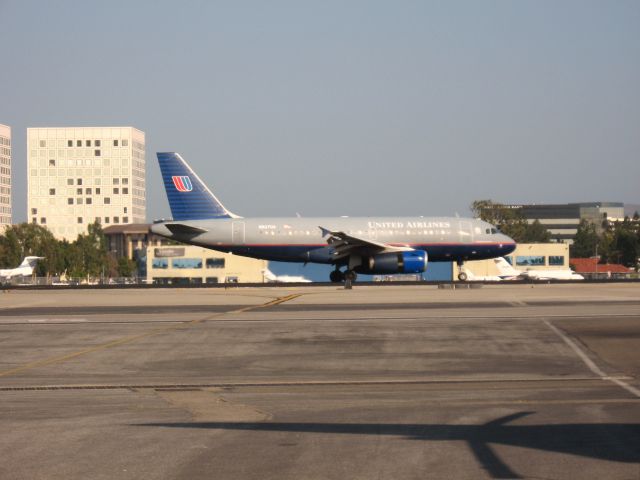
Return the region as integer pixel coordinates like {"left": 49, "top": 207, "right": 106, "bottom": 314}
{"left": 319, "top": 226, "right": 414, "bottom": 260}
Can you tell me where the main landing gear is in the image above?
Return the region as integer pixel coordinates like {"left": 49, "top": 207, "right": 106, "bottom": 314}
{"left": 330, "top": 268, "right": 357, "bottom": 289}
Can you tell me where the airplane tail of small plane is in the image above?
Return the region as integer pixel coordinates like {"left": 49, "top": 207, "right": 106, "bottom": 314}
{"left": 20, "top": 256, "right": 43, "bottom": 268}
{"left": 157, "top": 152, "right": 239, "bottom": 221}
{"left": 493, "top": 257, "right": 520, "bottom": 277}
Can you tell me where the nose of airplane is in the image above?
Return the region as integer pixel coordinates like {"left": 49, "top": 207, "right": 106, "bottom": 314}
{"left": 498, "top": 233, "right": 517, "bottom": 254}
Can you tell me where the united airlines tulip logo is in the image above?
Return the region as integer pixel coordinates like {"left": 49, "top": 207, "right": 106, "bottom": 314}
{"left": 172, "top": 176, "right": 193, "bottom": 192}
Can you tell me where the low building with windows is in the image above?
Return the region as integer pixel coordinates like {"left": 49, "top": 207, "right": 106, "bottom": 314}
{"left": 147, "top": 245, "right": 268, "bottom": 284}
{"left": 454, "top": 243, "right": 571, "bottom": 278}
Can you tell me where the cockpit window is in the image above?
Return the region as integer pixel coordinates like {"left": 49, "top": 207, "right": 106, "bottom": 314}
{"left": 486, "top": 228, "right": 498, "bottom": 234}
{"left": 491, "top": 228, "right": 497, "bottom": 234}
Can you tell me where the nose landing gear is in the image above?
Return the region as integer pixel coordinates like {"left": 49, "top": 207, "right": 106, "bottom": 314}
{"left": 457, "top": 259, "right": 468, "bottom": 281}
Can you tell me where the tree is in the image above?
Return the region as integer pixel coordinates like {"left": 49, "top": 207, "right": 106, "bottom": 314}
{"left": 570, "top": 219, "right": 598, "bottom": 258}
{"left": 117, "top": 257, "right": 137, "bottom": 277}
{"left": 0, "top": 223, "right": 59, "bottom": 276}
{"left": 521, "top": 219, "right": 552, "bottom": 243}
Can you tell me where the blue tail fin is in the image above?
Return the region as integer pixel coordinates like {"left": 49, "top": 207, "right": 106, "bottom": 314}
{"left": 157, "top": 152, "right": 237, "bottom": 220}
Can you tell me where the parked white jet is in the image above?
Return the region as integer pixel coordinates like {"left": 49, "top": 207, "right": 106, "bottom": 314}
{"left": 262, "top": 267, "right": 312, "bottom": 283}
{"left": 0, "top": 256, "right": 44, "bottom": 281}
{"left": 494, "top": 257, "right": 584, "bottom": 280}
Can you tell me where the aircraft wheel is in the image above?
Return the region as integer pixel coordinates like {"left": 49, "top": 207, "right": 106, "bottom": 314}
{"left": 330, "top": 270, "right": 344, "bottom": 283}
{"left": 345, "top": 270, "right": 357, "bottom": 282}
{"left": 458, "top": 272, "right": 468, "bottom": 281}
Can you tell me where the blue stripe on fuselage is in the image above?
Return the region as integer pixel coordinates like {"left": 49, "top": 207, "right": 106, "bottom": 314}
{"left": 218, "top": 243, "right": 516, "bottom": 264}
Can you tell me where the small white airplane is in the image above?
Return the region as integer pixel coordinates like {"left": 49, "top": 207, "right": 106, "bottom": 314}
{"left": 461, "top": 268, "right": 506, "bottom": 282}
{"left": 494, "top": 257, "right": 584, "bottom": 281}
{"left": 0, "top": 256, "right": 44, "bottom": 281}
{"left": 262, "top": 267, "right": 312, "bottom": 283}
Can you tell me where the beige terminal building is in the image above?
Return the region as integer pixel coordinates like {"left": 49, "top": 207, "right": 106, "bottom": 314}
{"left": 453, "top": 243, "right": 571, "bottom": 278}
{"left": 0, "top": 124, "right": 11, "bottom": 232}
{"left": 27, "top": 127, "right": 146, "bottom": 240}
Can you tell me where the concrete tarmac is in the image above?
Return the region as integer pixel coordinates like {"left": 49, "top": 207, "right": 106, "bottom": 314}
{"left": 0, "top": 284, "right": 639, "bottom": 479}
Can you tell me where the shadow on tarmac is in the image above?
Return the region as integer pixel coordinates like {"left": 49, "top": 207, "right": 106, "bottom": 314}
{"left": 138, "top": 412, "right": 640, "bottom": 479}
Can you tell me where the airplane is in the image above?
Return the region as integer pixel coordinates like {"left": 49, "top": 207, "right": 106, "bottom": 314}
{"left": 262, "top": 267, "right": 312, "bottom": 283}
{"left": 494, "top": 257, "right": 584, "bottom": 281}
{"left": 461, "top": 257, "right": 522, "bottom": 281}
{"left": 150, "top": 152, "right": 516, "bottom": 284}
{"left": 0, "top": 256, "right": 44, "bottom": 281}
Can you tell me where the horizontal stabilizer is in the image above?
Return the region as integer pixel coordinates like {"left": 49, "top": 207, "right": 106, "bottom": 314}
{"left": 165, "top": 223, "right": 208, "bottom": 235}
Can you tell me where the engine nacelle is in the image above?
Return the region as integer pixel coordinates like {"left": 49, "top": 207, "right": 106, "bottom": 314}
{"left": 356, "top": 250, "right": 428, "bottom": 274}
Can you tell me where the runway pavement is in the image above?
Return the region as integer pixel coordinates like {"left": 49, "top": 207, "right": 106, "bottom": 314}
{"left": 0, "top": 284, "right": 639, "bottom": 479}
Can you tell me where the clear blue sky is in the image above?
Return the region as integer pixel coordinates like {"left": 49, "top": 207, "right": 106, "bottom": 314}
{"left": 1, "top": 0, "right": 639, "bottom": 222}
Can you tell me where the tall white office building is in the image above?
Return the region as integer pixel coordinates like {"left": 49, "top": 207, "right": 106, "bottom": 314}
{"left": 27, "top": 127, "right": 145, "bottom": 240}
{"left": 0, "top": 124, "right": 11, "bottom": 231}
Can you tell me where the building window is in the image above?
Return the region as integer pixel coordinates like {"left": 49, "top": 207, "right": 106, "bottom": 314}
{"left": 104, "top": 197, "right": 110, "bottom": 204}
{"left": 94, "top": 149, "right": 101, "bottom": 156}
{"left": 122, "top": 139, "right": 128, "bottom": 146}
{"left": 67, "top": 178, "right": 74, "bottom": 185}
{"left": 123, "top": 216, "right": 128, "bottom": 223}
{"left": 32, "top": 217, "right": 37, "bottom": 224}
{"left": 67, "top": 140, "right": 73, "bottom": 147}
{"left": 113, "top": 216, "right": 119, "bottom": 223}
{"left": 31, "top": 208, "right": 37, "bottom": 215}
{"left": 113, "top": 188, "right": 119, "bottom": 194}
{"left": 122, "top": 178, "right": 129, "bottom": 185}
{"left": 86, "top": 198, "right": 92, "bottom": 205}
{"left": 516, "top": 256, "right": 545, "bottom": 267}
{"left": 39, "top": 140, "right": 46, "bottom": 147}
{"left": 95, "top": 140, "right": 101, "bottom": 147}
{"left": 85, "top": 188, "right": 92, "bottom": 194}
{"left": 549, "top": 256, "right": 565, "bottom": 266}
{"left": 113, "top": 139, "right": 118, "bottom": 146}
{"left": 123, "top": 207, "right": 128, "bottom": 213}
{"left": 40, "top": 217, "right": 46, "bottom": 224}
{"left": 206, "top": 258, "right": 225, "bottom": 269}
{"left": 113, "top": 178, "right": 119, "bottom": 185}
{"left": 68, "top": 198, "right": 73, "bottom": 205}
{"left": 96, "top": 187, "right": 101, "bottom": 194}
{"left": 77, "top": 178, "right": 82, "bottom": 185}
{"left": 49, "top": 188, "right": 55, "bottom": 195}
{"left": 77, "top": 217, "right": 83, "bottom": 224}
{"left": 77, "top": 140, "right": 82, "bottom": 147}
{"left": 77, "top": 198, "right": 83, "bottom": 205}
{"left": 49, "top": 159, "right": 55, "bottom": 166}
{"left": 172, "top": 258, "right": 203, "bottom": 269}
{"left": 152, "top": 258, "right": 168, "bottom": 269}
{"left": 76, "top": 188, "right": 83, "bottom": 195}
{"left": 205, "top": 277, "right": 219, "bottom": 284}
{"left": 122, "top": 188, "right": 128, "bottom": 194}
{"left": 104, "top": 217, "right": 110, "bottom": 224}
{"left": 86, "top": 140, "right": 91, "bottom": 147}
{"left": 95, "top": 217, "right": 101, "bottom": 223}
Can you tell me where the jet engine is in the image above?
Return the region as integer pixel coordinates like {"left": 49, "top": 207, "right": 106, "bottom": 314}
{"left": 356, "top": 250, "right": 428, "bottom": 274}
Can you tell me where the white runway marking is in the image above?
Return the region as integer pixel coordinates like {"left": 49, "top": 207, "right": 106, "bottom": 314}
{"left": 543, "top": 319, "right": 640, "bottom": 399}
{"left": 26, "top": 318, "right": 88, "bottom": 323}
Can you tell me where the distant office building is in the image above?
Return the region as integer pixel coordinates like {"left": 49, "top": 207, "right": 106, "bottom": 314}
{"left": 0, "top": 124, "right": 11, "bottom": 231}
{"left": 502, "top": 202, "right": 625, "bottom": 243}
{"left": 27, "top": 127, "right": 146, "bottom": 239}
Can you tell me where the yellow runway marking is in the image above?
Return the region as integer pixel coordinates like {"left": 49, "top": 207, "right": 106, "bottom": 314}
{"left": 0, "top": 293, "right": 303, "bottom": 379}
